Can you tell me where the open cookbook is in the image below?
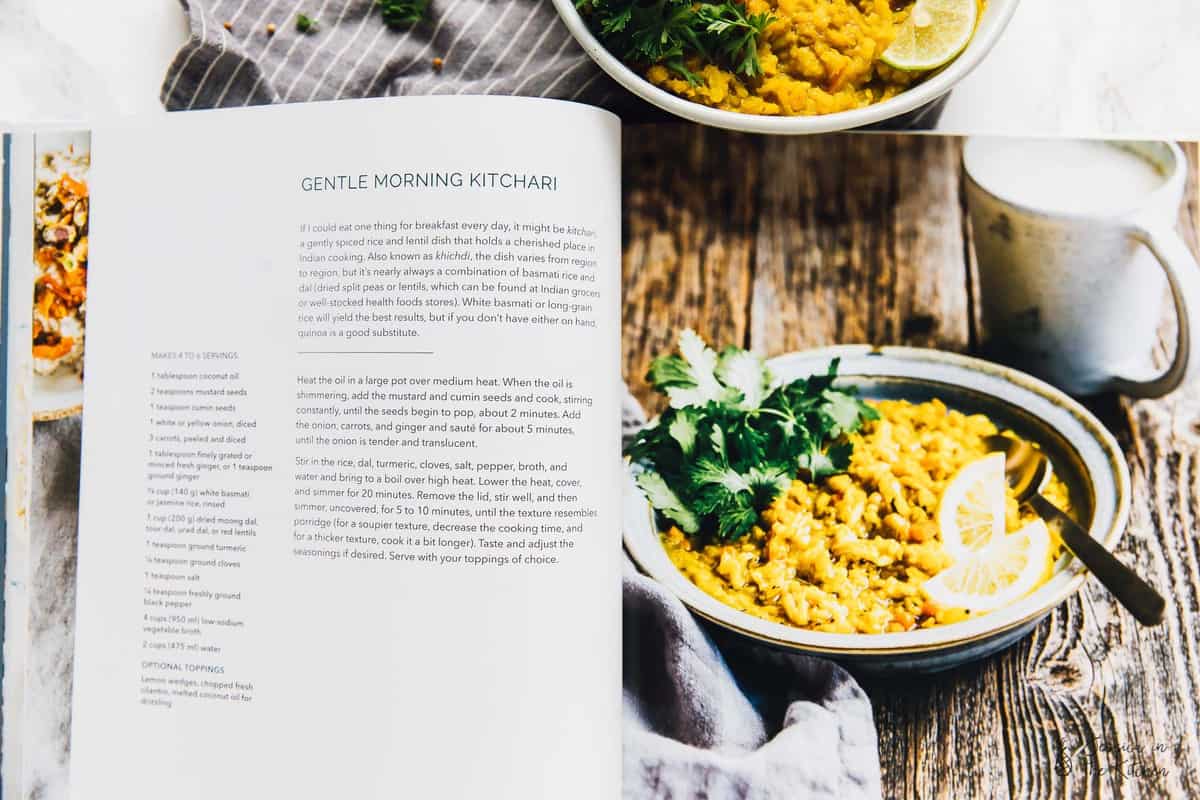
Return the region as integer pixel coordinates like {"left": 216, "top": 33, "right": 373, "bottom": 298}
{"left": 3, "top": 96, "right": 1199, "bottom": 799}
{"left": 2, "top": 98, "right": 621, "bottom": 799}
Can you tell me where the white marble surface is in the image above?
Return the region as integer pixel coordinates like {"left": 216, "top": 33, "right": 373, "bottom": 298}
{"left": 937, "top": 0, "right": 1200, "bottom": 139}
{"left": 0, "top": 0, "right": 186, "bottom": 123}
{"left": 0, "top": 0, "right": 1198, "bottom": 137}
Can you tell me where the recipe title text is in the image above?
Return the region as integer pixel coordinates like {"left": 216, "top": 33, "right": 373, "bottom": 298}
{"left": 300, "top": 172, "right": 559, "bottom": 193}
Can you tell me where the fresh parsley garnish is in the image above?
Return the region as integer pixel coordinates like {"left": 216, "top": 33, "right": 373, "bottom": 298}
{"left": 296, "top": 13, "right": 318, "bottom": 33}
{"left": 575, "top": 0, "right": 773, "bottom": 82}
{"left": 625, "top": 330, "right": 879, "bottom": 542}
{"left": 377, "top": 0, "right": 429, "bottom": 27}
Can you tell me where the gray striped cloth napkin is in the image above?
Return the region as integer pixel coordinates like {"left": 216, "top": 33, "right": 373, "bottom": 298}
{"left": 161, "top": 0, "right": 626, "bottom": 111}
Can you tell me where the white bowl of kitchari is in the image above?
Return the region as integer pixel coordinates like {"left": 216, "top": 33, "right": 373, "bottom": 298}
{"left": 553, "top": 0, "right": 1019, "bottom": 134}
{"left": 622, "top": 337, "right": 1130, "bottom": 673}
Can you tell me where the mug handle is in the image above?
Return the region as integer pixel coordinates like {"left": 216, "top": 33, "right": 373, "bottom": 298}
{"left": 1109, "top": 220, "right": 1200, "bottom": 398}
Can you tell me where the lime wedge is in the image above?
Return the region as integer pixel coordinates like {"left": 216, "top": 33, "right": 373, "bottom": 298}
{"left": 880, "top": 0, "right": 978, "bottom": 72}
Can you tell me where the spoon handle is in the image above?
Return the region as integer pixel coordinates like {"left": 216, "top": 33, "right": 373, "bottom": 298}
{"left": 1028, "top": 493, "right": 1165, "bottom": 626}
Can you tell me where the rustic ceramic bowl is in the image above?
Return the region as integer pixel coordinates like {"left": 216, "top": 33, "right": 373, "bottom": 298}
{"left": 623, "top": 346, "right": 1130, "bottom": 673}
{"left": 552, "top": 0, "right": 1020, "bottom": 134}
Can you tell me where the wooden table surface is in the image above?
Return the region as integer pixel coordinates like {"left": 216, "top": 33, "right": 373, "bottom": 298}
{"left": 620, "top": 127, "right": 1200, "bottom": 800}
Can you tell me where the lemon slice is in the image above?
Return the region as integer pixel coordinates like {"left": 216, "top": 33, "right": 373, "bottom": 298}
{"left": 880, "top": 0, "right": 978, "bottom": 72}
{"left": 937, "top": 452, "right": 1007, "bottom": 558}
{"left": 923, "top": 519, "right": 1051, "bottom": 612}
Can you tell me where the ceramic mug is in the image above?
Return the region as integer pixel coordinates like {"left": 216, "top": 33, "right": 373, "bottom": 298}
{"left": 963, "top": 138, "right": 1200, "bottom": 397}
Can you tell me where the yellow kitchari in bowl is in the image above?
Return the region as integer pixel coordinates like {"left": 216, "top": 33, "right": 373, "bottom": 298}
{"left": 626, "top": 332, "right": 1070, "bottom": 637}
{"left": 662, "top": 400, "right": 1070, "bottom": 634}
{"left": 578, "top": 0, "right": 982, "bottom": 118}
{"left": 648, "top": 0, "right": 924, "bottom": 116}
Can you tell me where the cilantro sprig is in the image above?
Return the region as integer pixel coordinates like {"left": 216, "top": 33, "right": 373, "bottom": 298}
{"left": 575, "top": 0, "right": 773, "bottom": 82}
{"left": 625, "top": 330, "right": 879, "bottom": 542}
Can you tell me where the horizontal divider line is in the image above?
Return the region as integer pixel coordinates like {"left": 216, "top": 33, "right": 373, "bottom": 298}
{"left": 296, "top": 350, "right": 435, "bottom": 355}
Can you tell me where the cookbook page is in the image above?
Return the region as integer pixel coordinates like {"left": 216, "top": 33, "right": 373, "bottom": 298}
{"left": 619, "top": 129, "right": 1200, "bottom": 800}
{"left": 68, "top": 97, "right": 621, "bottom": 800}
{"left": 2, "top": 127, "right": 95, "bottom": 800}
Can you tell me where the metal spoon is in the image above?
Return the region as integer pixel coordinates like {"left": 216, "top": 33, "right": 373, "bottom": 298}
{"left": 984, "top": 435, "right": 1165, "bottom": 626}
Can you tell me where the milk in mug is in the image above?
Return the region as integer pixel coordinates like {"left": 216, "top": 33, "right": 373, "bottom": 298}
{"left": 963, "top": 137, "right": 1200, "bottom": 397}
{"left": 966, "top": 138, "right": 1167, "bottom": 217}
